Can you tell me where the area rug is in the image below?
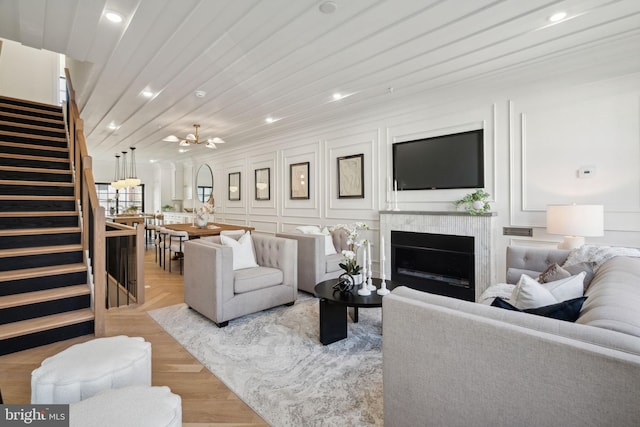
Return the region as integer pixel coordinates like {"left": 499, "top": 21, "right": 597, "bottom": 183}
{"left": 148, "top": 294, "right": 383, "bottom": 426}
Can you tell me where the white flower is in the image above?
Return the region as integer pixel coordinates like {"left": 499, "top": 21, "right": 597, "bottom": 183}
{"left": 342, "top": 250, "right": 356, "bottom": 261}
{"left": 198, "top": 202, "right": 215, "bottom": 216}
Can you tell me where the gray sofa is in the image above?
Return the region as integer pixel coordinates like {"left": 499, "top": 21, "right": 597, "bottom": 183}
{"left": 183, "top": 232, "right": 297, "bottom": 327}
{"left": 276, "top": 228, "right": 350, "bottom": 293}
{"left": 383, "top": 246, "right": 640, "bottom": 426}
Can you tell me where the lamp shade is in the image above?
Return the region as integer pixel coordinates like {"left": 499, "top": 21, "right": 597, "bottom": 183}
{"left": 547, "top": 204, "right": 604, "bottom": 237}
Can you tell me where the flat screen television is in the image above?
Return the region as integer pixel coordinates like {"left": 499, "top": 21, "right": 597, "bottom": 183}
{"left": 392, "top": 129, "right": 484, "bottom": 190}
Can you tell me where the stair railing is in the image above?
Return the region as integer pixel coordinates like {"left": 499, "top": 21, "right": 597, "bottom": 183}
{"left": 64, "top": 68, "right": 107, "bottom": 336}
{"left": 105, "top": 221, "right": 145, "bottom": 308}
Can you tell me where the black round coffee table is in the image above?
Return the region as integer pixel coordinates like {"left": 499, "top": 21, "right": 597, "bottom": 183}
{"left": 314, "top": 277, "right": 397, "bottom": 345}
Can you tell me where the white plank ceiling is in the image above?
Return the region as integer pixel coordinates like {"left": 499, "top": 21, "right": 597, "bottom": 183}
{"left": 1, "top": 0, "right": 639, "bottom": 162}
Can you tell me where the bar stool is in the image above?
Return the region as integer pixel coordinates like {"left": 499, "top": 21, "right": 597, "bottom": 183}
{"left": 144, "top": 214, "right": 156, "bottom": 248}
{"left": 157, "top": 227, "right": 170, "bottom": 268}
{"left": 168, "top": 230, "right": 189, "bottom": 274}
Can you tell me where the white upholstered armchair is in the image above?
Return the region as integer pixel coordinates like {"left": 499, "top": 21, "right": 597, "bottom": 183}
{"left": 183, "top": 232, "right": 297, "bottom": 327}
{"left": 276, "top": 227, "right": 350, "bottom": 293}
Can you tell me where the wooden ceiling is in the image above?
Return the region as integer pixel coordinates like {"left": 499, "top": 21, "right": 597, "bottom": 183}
{"left": 1, "top": 0, "right": 639, "bottom": 162}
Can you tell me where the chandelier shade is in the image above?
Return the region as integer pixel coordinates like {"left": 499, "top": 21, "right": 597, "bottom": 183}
{"left": 163, "top": 124, "right": 225, "bottom": 149}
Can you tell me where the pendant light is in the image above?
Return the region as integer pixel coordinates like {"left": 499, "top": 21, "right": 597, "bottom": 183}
{"left": 111, "top": 154, "right": 122, "bottom": 189}
{"left": 125, "top": 146, "right": 141, "bottom": 187}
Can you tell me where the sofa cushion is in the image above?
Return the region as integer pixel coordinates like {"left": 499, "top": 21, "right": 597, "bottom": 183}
{"left": 540, "top": 262, "right": 596, "bottom": 291}
{"left": 325, "top": 253, "right": 343, "bottom": 274}
{"left": 320, "top": 227, "right": 337, "bottom": 255}
{"left": 564, "top": 262, "right": 596, "bottom": 290}
{"left": 296, "top": 225, "right": 321, "bottom": 234}
{"left": 295, "top": 226, "right": 337, "bottom": 255}
{"left": 234, "top": 266, "right": 283, "bottom": 294}
{"left": 510, "top": 273, "right": 584, "bottom": 309}
{"left": 576, "top": 256, "right": 640, "bottom": 338}
{"left": 538, "top": 263, "right": 571, "bottom": 283}
{"left": 221, "top": 231, "right": 258, "bottom": 270}
{"left": 491, "top": 296, "right": 587, "bottom": 322}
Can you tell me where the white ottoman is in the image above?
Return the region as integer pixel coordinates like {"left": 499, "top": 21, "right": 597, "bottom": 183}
{"left": 69, "top": 386, "right": 181, "bottom": 427}
{"left": 31, "top": 335, "right": 151, "bottom": 404}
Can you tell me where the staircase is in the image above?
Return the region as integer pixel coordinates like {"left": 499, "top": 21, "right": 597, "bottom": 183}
{"left": 0, "top": 95, "right": 94, "bottom": 356}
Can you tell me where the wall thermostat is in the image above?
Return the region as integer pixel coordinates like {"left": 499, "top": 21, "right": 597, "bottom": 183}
{"left": 578, "top": 165, "right": 596, "bottom": 178}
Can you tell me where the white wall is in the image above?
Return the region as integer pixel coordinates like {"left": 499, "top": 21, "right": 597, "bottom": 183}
{"left": 161, "top": 71, "right": 640, "bottom": 280}
{"left": 0, "top": 39, "right": 59, "bottom": 105}
{"left": 81, "top": 70, "right": 640, "bottom": 281}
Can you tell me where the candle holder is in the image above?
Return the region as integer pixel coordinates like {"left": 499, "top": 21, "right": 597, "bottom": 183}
{"left": 357, "top": 280, "right": 371, "bottom": 296}
{"left": 377, "top": 276, "right": 390, "bottom": 295}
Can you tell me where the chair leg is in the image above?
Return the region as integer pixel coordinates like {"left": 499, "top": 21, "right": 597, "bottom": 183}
{"left": 214, "top": 321, "right": 229, "bottom": 328}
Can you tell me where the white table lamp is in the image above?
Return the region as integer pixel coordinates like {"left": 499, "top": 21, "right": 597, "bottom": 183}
{"left": 546, "top": 204, "right": 604, "bottom": 249}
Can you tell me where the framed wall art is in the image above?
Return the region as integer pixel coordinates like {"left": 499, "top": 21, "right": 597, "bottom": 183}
{"left": 255, "top": 167, "right": 270, "bottom": 201}
{"left": 228, "top": 172, "right": 241, "bottom": 201}
{"left": 290, "top": 162, "right": 310, "bottom": 200}
{"left": 337, "top": 153, "right": 364, "bottom": 198}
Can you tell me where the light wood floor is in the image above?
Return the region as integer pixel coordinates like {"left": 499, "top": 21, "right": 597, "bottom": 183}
{"left": 0, "top": 247, "right": 268, "bottom": 426}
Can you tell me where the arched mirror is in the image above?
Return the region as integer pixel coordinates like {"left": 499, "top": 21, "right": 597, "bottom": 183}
{"left": 195, "top": 164, "right": 214, "bottom": 204}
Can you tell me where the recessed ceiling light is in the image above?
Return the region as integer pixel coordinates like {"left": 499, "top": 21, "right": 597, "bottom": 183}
{"left": 549, "top": 11, "right": 567, "bottom": 22}
{"left": 194, "top": 90, "right": 206, "bottom": 98}
{"left": 319, "top": 1, "right": 337, "bottom": 14}
{"left": 108, "top": 122, "right": 118, "bottom": 130}
{"left": 333, "top": 93, "right": 343, "bottom": 100}
{"left": 141, "top": 90, "right": 154, "bottom": 98}
{"left": 265, "top": 117, "right": 275, "bottom": 124}
{"left": 105, "top": 11, "right": 123, "bottom": 23}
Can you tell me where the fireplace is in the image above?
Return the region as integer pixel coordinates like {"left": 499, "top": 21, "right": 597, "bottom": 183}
{"left": 380, "top": 210, "right": 496, "bottom": 301}
{"left": 391, "top": 231, "right": 475, "bottom": 301}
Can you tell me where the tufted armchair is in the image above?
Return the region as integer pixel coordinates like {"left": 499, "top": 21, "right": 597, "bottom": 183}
{"left": 276, "top": 227, "right": 350, "bottom": 293}
{"left": 183, "top": 232, "right": 297, "bottom": 327}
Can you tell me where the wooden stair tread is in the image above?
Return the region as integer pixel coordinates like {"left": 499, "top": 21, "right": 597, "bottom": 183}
{"left": 0, "top": 226, "right": 80, "bottom": 236}
{"left": 0, "top": 110, "right": 63, "bottom": 126}
{"left": 0, "top": 244, "right": 83, "bottom": 258}
{"left": 0, "top": 120, "right": 65, "bottom": 133}
{"left": 0, "top": 165, "right": 71, "bottom": 175}
{"left": 0, "top": 140, "right": 68, "bottom": 153}
{"left": 0, "top": 263, "right": 86, "bottom": 283}
{"left": 0, "top": 103, "right": 63, "bottom": 119}
{"left": 0, "top": 152, "right": 69, "bottom": 163}
{"left": 0, "top": 210, "right": 77, "bottom": 217}
{"left": 0, "top": 179, "right": 74, "bottom": 187}
{"left": 0, "top": 308, "right": 93, "bottom": 340}
{"left": 0, "top": 195, "right": 74, "bottom": 201}
{"left": 0, "top": 97, "right": 63, "bottom": 111}
{"left": 0, "top": 130, "right": 66, "bottom": 143}
{"left": 0, "top": 284, "right": 89, "bottom": 310}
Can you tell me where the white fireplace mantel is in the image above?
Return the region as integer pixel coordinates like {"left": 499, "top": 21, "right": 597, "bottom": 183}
{"left": 379, "top": 210, "right": 497, "bottom": 301}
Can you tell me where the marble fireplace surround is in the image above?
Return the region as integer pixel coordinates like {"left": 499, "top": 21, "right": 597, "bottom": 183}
{"left": 380, "top": 211, "right": 496, "bottom": 301}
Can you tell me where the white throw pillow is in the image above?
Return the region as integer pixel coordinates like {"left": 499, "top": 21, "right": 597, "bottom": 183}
{"left": 296, "top": 225, "right": 321, "bottom": 234}
{"left": 511, "top": 273, "right": 585, "bottom": 310}
{"left": 543, "top": 272, "right": 585, "bottom": 303}
{"left": 510, "top": 275, "right": 558, "bottom": 310}
{"left": 220, "top": 229, "right": 245, "bottom": 240}
{"left": 220, "top": 231, "right": 258, "bottom": 270}
{"left": 320, "top": 227, "right": 337, "bottom": 255}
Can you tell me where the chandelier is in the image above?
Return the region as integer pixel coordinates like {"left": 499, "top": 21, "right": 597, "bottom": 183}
{"left": 111, "top": 147, "right": 141, "bottom": 190}
{"left": 163, "top": 124, "right": 225, "bottom": 149}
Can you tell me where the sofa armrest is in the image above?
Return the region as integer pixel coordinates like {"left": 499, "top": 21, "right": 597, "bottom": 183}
{"left": 252, "top": 233, "right": 298, "bottom": 291}
{"left": 383, "top": 286, "right": 640, "bottom": 427}
{"left": 183, "top": 239, "right": 234, "bottom": 324}
{"left": 276, "top": 231, "right": 324, "bottom": 291}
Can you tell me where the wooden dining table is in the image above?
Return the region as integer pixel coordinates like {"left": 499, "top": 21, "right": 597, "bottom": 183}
{"left": 162, "top": 222, "right": 254, "bottom": 238}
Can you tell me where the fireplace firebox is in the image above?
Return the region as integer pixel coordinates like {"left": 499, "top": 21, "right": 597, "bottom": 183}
{"left": 391, "top": 231, "right": 475, "bottom": 301}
